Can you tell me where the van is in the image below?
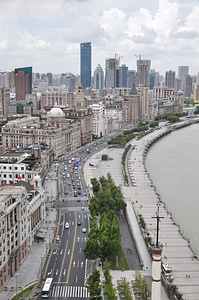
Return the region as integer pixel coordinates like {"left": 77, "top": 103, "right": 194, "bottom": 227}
{"left": 162, "top": 263, "right": 173, "bottom": 279}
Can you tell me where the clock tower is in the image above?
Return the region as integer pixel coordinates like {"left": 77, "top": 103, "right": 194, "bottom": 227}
{"left": 75, "top": 85, "right": 85, "bottom": 108}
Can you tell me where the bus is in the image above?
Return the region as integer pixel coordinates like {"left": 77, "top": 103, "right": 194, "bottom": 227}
{"left": 41, "top": 278, "right": 53, "bottom": 298}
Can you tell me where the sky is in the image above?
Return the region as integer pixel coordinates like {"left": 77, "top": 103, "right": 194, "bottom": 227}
{"left": 1, "top": 0, "right": 199, "bottom": 76}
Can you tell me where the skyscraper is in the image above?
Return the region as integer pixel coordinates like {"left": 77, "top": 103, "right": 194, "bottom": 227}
{"left": 94, "top": 64, "right": 104, "bottom": 89}
{"left": 15, "top": 67, "right": 32, "bottom": 101}
{"left": 178, "top": 66, "right": 189, "bottom": 90}
{"left": 184, "top": 75, "right": 192, "bottom": 98}
{"left": 119, "top": 64, "right": 128, "bottom": 87}
{"left": 80, "top": 42, "right": 91, "bottom": 89}
{"left": 105, "top": 57, "right": 120, "bottom": 88}
{"left": 136, "top": 59, "right": 151, "bottom": 87}
{"left": 165, "top": 70, "right": 175, "bottom": 88}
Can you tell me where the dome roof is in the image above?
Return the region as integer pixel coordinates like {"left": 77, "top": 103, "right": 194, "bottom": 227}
{"left": 129, "top": 85, "right": 137, "bottom": 95}
{"left": 49, "top": 107, "right": 64, "bottom": 117}
{"left": 34, "top": 174, "right": 41, "bottom": 182}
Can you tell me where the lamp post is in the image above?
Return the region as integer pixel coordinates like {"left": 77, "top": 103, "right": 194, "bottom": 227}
{"left": 15, "top": 273, "right": 20, "bottom": 300}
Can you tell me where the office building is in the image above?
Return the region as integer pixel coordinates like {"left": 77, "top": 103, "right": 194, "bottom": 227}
{"left": 0, "top": 86, "right": 10, "bottom": 118}
{"left": 184, "top": 75, "right": 192, "bottom": 99}
{"left": 136, "top": 59, "right": 151, "bottom": 87}
{"left": 105, "top": 57, "right": 120, "bottom": 88}
{"left": 94, "top": 64, "right": 104, "bottom": 89}
{"left": 119, "top": 64, "right": 128, "bottom": 88}
{"left": 178, "top": 66, "right": 189, "bottom": 90}
{"left": 165, "top": 70, "right": 175, "bottom": 88}
{"left": 80, "top": 42, "right": 92, "bottom": 89}
{"left": 15, "top": 67, "right": 32, "bottom": 101}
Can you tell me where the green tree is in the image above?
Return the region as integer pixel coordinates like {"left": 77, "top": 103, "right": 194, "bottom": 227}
{"left": 89, "top": 195, "right": 100, "bottom": 217}
{"left": 103, "top": 261, "right": 117, "bottom": 300}
{"left": 91, "top": 178, "right": 101, "bottom": 193}
{"left": 87, "top": 269, "right": 102, "bottom": 300}
{"left": 118, "top": 277, "right": 133, "bottom": 300}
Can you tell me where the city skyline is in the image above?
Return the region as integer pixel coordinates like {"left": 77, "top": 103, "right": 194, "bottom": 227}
{"left": 0, "top": 0, "right": 199, "bottom": 76}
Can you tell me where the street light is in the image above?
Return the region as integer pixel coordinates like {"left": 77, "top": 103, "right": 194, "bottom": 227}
{"left": 15, "top": 272, "right": 20, "bottom": 299}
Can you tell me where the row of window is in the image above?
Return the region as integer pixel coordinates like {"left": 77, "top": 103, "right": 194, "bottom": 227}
{"left": 1, "top": 166, "right": 25, "bottom": 171}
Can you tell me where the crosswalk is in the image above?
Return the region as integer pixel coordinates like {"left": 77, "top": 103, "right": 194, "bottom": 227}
{"left": 50, "top": 285, "right": 90, "bottom": 298}
{"left": 61, "top": 207, "right": 88, "bottom": 212}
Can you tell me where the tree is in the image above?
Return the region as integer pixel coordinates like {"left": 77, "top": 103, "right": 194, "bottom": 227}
{"left": 91, "top": 178, "right": 101, "bottom": 193}
{"left": 87, "top": 269, "right": 102, "bottom": 300}
{"left": 84, "top": 235, "right": 101, "bottom": 260}
{"left": 103, "top": 261, "right": 117, "bottom": 300}
{"left": 118, "top": 277, "right": 133, "bottom": 300}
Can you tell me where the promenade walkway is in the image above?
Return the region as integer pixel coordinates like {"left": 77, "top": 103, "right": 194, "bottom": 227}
{"left": 125, "top": 128, "right": 199, "bottom": 300}
{"left": 83, "top": 146, "right": 169, "bottom": 300}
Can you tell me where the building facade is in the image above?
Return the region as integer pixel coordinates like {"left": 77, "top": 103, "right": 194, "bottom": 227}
{"left": 15, "top": 67, "right": 32, "bottom": 101}
{"left": 136, "top": 59, "right": 151, "bottom": 87}
{"left": 1, "top": 114, "right": 81, "bottom": 158}
{"left": 184, "top": 75, "right": 192, "bottom": 99}
{"left": 178, "top": 66, "right": 189, "bottom": 90}
{"left": 0, "top": 87, "right": 10, "bottom": 119}
{"left": 165, "top": 70, "right": 175, "bottom": 88}
{"left": 94, "top": 64, "right": 104, "bottom": 89}
{"left": 80, "top": 42, "right": 92, "bottom": 89}
{"left": 0, "top": 182, "right": 45, "bottom": 290}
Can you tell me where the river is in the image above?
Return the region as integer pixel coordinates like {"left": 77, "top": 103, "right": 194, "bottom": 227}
{"left": 145, "top": 123, "right": 199, "bottom": 256}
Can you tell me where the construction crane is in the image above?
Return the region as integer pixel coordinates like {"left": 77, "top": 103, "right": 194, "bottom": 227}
{"left": 135, "top": 53, "right": 143, "bottom": 60}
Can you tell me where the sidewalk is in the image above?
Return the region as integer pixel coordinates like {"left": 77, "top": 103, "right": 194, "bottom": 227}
{"left": 1, "top": 208, "right": 57, "bottom": 300}
{"left": 83, "top": 147, "right": 169, "bottom": 300}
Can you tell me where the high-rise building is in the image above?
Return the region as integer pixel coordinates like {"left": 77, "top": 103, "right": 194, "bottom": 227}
{"left": 136, "top": 59, "right": 151, "bottom": 87}
{"left": 165, "top": 70, "right": 175, "bottom": 88}
{"left": 80, "top": 42, "right": 92, "bottom": 89}
{"left": 105, "top": 57, "right": 120, "bottom": 88}
{"left": 178, "top": 66, "right": 189, "bottom": 90}
{"left": 119, "top": 64, "right": 128, "bottom": 88}
{"left": 15, "top": 67, "right": 32, "bottom": 101}
{"left": 94, "top": 64, "right": 104, "bottom": 89}
{"left": 0, "top": 86, "right": 10, "bottom": 118}
{"left": 184, "top": 75, "right": 192, "bottom": 98}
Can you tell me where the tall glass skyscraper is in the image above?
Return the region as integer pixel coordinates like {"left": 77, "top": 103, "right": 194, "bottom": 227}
{"left": 80, "top": 42, "right": 91, "bottom": 89}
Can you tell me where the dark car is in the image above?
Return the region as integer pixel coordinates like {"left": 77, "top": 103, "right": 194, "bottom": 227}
{"left": 77, "top": 221, "right": 81, "bottom": 226}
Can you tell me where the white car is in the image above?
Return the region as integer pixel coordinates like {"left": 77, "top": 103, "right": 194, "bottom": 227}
{"left": 65, "top": 222, "right": 70, "bottom": 229}
{"left": 82, "top": 228, "right": 87, "bottom": 233}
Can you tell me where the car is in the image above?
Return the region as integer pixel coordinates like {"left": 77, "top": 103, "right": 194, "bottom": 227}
{"left": 82, "top": 206, "right": 85, "bottom": 211}
{"left": 56, "top": 235, "right": 60, "bottom": 242}
{"left": 82, "top": 228, "right": 87, "bottom": 233}
{"left": 77, "top": 198, "right": 81, "bottom": 202}
{"left": 77, "top": 221, "right": 81, "bottom": 226}
{"left": 74, "top": 193, "right": 77, "bottom": 197}
{"left": 65, "top": 222, "right": 69, "bottom": 229}
{"left": 65, "top": 190, "right": 68, "bottom": 194}
{"left": 83, "top": 192, "right": 87, "bottom": 196}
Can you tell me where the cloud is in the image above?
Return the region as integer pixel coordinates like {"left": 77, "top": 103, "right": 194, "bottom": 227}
{"left": 0, "top": 0, "right": 199, "bottom": 75}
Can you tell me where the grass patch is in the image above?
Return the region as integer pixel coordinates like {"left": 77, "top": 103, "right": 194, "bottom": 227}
{"left": 12, "top": 284, "right": 35, "bottom": 300}
{"left": 109, "top": 246, "right": 129, "bottom": 270}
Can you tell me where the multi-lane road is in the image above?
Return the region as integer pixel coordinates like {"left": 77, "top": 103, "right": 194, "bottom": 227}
{"left": 37, "top": 142, "right": 107, "bottom": 299}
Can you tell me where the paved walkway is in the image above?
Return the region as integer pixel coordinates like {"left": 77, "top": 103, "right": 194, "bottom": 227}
{"left": 126, "top": 128, "right": 199, "bottom": 300}
{"left": 83, "top": 147, "right": 169, "bottom": 300}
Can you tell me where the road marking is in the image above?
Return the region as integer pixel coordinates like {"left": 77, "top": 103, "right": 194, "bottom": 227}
{"left": 63, "top": 269, "right": 66, "bottom": 275}
{"left": 66, "top": 213, "right": 77, "bottom": 283}
{"left": 56, "top": 269, "right": 58, "bottom": 275}
{"left": 68, "top": 249, "right": 70, "bottom": 255}
{"left": 60, "top": 249, "right": 63, "bottom": 255}
{"left": 51, "top": 284, "right": 90, "bottom": 298}
{"left": 81, "top": 262, "right": 83, "bottom": 268}
{"left": 47, "top": 269, "right": 52, "bottom": 275}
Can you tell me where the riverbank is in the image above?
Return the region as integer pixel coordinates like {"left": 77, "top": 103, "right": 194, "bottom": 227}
{"left": 125, "top": 125, "right": 199, "bottom": 300}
